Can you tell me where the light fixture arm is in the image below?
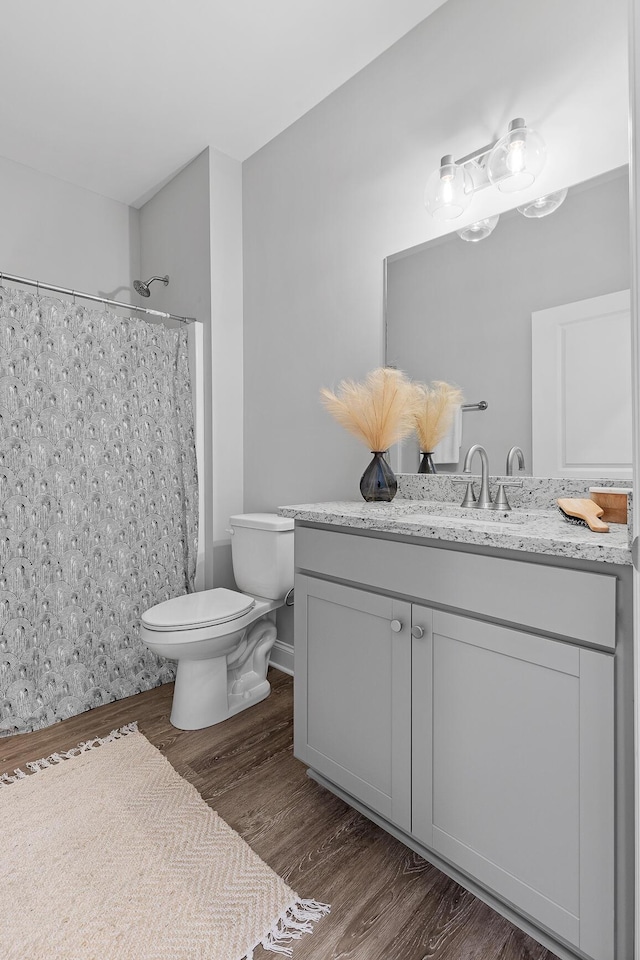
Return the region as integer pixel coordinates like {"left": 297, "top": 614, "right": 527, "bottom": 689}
{"left": 453, "top": 125, "right": 521, "bottom": 192}
{"left": 454, "top": 152, "right": 493, "bottom": 193}
{"left": 454, "top": 139, "right": 499, "bottom": 168}
{"left": 448, "top": 137, "right": 502, "bottom": 195}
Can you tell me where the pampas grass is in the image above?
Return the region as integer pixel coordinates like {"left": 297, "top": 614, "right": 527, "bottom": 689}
{"left": 413, "top": 380, "right": 464, "bottom": 452}
{"left": 321, "top": 367, "right": 418, "bottom": 452}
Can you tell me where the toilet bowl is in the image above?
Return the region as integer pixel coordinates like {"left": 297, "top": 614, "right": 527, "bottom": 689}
{"left": 140, "top": 513, "right": 294, "bottom": 730}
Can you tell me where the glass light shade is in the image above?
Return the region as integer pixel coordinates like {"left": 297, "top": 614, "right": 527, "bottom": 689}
{"left": 517, "top": 187, "right": 568, "bottom": 218}
{"left": 487, "top": 119, "right": 546, "bottom": 194}
{"left": 457, "top": 215, "right": 500, "bottom": 242}
{"left": 424, "top": 154, "right": 473, "bottom": 220}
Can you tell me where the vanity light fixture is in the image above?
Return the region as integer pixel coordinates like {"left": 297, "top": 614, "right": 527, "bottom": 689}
{"left": 517, "top": 187, "right": 568, "bottom": 218}
{"left": 424, "top": 117, "right": 547, "bottom": 221}
{"left": 456, "top": 215, "right": 500, "bottom": 242}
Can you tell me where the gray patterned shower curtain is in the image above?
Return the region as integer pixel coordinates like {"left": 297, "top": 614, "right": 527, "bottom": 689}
{"left": 0, "top": 286, "right": 198, "bottom": 735}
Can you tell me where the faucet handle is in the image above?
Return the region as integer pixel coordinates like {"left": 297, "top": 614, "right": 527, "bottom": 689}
{"left": 453, "top": 476, "right": 477, "bottom": 507}
{"left": 493, "top": 478, "right": 523, "bottom": 510}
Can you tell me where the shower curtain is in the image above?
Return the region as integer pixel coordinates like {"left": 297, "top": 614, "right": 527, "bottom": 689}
{"left": 0, "top": 286, "right": 198, "bottom": 735}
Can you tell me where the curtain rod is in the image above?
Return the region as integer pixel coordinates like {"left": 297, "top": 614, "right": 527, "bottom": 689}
{"left": 0, "top": 271, "right": 198, "bottom": 325}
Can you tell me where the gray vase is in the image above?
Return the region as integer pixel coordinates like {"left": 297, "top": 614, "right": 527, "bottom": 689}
{"left": 359, "top": 452, "right": 397, "bottom": 502}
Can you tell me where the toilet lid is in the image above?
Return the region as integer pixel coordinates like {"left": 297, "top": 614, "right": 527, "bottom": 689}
{"left": 142, "top": 588, "right": 256, "bottom": 631}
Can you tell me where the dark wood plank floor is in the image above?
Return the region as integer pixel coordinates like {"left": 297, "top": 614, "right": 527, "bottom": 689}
{"left": 0, "top": 670, "right": 559, "bottom": 960}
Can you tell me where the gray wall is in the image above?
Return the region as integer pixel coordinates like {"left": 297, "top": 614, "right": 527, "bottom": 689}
{"left": 386, "top": 170, "right": 630, "bottom": 472}
{"left": 0, "top": 154, "right": 138, "bottom": 295}
{"left": 208, "top": 149, "right": 244, "bottom": 591}
{"left": 242, "top": 0, "right": 628, "bottom": 514}
{"left": 139, "top": 147, "right": 244, "bottom": 592}
{"left": 139, "top": 149, "right": 214, "bottom": 587}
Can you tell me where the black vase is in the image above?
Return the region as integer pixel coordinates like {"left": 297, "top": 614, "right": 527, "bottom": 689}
{"left": 359, "top": 451, "right": 397, "bottom": 502}
{"left": 418, "top": 451, "right": 437, "bottom": 474}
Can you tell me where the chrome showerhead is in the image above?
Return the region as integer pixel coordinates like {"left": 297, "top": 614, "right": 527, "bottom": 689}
{"left": 133, "top": 279, "right": 150, "bottom": 297}
{"left": 133, "top": 275, "right": 169, "bottom": 298}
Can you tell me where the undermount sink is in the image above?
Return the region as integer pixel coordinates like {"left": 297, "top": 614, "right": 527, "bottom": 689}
{"left": 359, "top": 499, "right": 543, "bottom": 526}
{"left": 399, "top": 508, "right": 524, "bottom": 526}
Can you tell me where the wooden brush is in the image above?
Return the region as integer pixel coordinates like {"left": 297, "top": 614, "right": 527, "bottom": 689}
{"left": 557, "top": 498, "right": 609, "bottom": 533}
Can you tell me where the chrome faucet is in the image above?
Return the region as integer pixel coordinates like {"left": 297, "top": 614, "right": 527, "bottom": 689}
{"left": 506, "top": 445, "right": 526, "bottom": 476}
{"left": 462, "top": 443, "right": 493, "bottom": 508}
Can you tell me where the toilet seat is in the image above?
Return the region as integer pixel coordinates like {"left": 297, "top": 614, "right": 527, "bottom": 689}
{"left": 141, "top": 587, "right": 256, "bottom": 632}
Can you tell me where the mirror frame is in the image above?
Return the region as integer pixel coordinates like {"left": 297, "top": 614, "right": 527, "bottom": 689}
{"left": 627, "top": 6, "right": 640, "bottom": 952}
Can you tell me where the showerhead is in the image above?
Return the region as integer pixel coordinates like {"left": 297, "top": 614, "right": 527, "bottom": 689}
{"left": 133, "top": 275, "right": 169, "bottom": 298}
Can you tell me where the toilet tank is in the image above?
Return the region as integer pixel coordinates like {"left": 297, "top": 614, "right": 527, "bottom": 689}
{"left": 229, "top": 513, "right": 294, "bottom": 600}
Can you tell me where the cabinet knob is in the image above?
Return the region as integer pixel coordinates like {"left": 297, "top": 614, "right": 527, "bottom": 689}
{"left": 390, "top": 619, "right": 403, "bottom": 633}
{"left": 411, "top": 625, "right": 425, "bottom": 639}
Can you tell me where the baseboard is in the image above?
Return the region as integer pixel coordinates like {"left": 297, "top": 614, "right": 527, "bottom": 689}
{"left": 269, "top": 639, "right": 294, "bottom": 676}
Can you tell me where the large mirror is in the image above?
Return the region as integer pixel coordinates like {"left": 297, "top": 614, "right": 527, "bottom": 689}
{"left": 385, "top": 167, "right": 631, "bottom": 477}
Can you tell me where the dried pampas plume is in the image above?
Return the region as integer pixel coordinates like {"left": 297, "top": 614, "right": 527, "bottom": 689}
{"left": 320, "top": 367, "right": 418, "bottom": 452}
{"left": 413, "top": 380, "right": 464, "bottom": 452}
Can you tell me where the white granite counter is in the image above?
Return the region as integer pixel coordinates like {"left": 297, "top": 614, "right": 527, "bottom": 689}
{"left": 278, "top": 498, "right": 632, "bottom": 565}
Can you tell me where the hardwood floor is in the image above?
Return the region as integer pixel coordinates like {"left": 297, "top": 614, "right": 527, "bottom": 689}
{"left": 0, "top": 670, "right": 558, "bottom": 960}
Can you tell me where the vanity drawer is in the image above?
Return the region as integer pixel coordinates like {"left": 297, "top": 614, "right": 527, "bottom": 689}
{"left": 295, "top": 525, "right": 616, "bottom": 648}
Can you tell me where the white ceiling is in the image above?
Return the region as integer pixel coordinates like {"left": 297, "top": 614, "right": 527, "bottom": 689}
{"left": 1, "top": 1, "right": 447, "bottom": 207}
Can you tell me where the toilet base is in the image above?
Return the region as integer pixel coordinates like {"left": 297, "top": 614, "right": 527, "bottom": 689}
{"left": 169, "top": 615, "right": 278, "bottom": 730}
{"left": 170, "top": 661, "right": 272, "bottom": 729}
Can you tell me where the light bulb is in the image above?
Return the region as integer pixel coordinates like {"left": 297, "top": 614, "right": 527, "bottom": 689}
{"left": 506, "top": 138, "right": 526, "bottom": 175}
{"left": 424, "top": 155, "right": 473, "bottom": 221}
{"left": 487, "top": 118, "right": 546, "bottom": 194}
{"left": 441, "top": 177, "right": 454, "bottom": 206}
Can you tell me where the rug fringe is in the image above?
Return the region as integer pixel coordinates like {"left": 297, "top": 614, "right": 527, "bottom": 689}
{"left": 246, "top": 897, "right": 331, "bottom": 958}
{"left": 0, "top": 722, "right": 139, "bottom": 786}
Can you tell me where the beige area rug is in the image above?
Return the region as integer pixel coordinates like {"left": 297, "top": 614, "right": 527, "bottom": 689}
{"left": 0, "top": 724, "right": 329, "bottom": 960}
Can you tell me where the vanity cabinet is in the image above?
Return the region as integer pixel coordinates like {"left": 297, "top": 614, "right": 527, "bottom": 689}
{"left": 293, "top": 524, "right": 626, "bottom": 960}
{"left": 294, "top": 576, "right": 411, "bottom": 831}
{"left": 413, "top": 608, "right": 613, "bottom": 957}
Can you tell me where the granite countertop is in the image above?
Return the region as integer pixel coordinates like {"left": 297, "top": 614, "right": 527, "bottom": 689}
{"left": 278, "top": 497, "right": 632, "bottom": 565}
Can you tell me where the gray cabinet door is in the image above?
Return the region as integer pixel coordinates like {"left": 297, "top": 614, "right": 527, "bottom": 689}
{"left": 412, "top": 607, "right": 614, "bottom": 960}
{"left": 294, "top": 574, "right": 411, "bottom": 831}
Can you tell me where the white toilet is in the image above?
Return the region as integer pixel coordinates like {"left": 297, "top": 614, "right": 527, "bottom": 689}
{"left": 140, "top": 513, "right": 294, "bottom": 730}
